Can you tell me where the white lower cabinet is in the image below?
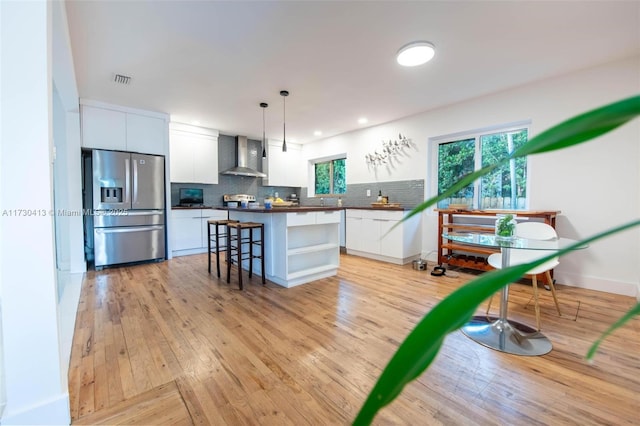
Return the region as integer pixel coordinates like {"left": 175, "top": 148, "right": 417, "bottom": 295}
{"left": 345, "top": 214, "right": 362, "bottom": 251}
{"left": 345, "top": 209, "right": 421, "bottom": 264}
{"left": 201, "top": 209, "right": 229, "bottom": 251}
{"left": 172, "top": 209, "right": 228, "bottom": 256}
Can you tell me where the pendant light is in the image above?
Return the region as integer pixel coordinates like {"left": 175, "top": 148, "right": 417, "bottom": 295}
{"left": 280, "top": 90, "right": 289, "bottom": 152}
{"left": 260, "top": 102, "right": 268, "bottom": 158}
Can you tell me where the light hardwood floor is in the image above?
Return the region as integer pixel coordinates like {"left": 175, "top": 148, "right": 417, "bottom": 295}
{"left": 69, "top": 253, "right": 640, "bottom": 425}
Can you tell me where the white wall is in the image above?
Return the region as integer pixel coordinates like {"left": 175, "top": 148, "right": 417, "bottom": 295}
{"left": 51, "top": 0, "right": 84, "bottom": 416}
{"left": 52, "top": 0, "right": 83, "bottom": 275}
{"left": 303, "top": 57, "right": 640, "bottom": 297}
{"left": 0, "top": 1, "right": 73, "bottom": 424}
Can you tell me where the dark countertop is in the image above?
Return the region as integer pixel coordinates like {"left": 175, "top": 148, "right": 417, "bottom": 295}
{"left": 172, "top": 205, "right": 412, "bottom": 212}
{"left": 171, "top": 206, "right": 223, "bottom": 210}
{"left": 223, "top": 206, "right": 344, "bottom": 213}
{"left": 344, "top": 206, "right": 409, "bottom": 211}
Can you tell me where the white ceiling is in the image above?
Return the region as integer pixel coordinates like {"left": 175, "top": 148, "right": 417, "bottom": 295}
{"left": 65, "top": 1, "right": 640, "bottom": 144}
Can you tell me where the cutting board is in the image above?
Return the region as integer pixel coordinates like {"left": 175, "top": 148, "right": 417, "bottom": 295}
{"left": 370, "top": 202, "right": 402, "bottom": 208}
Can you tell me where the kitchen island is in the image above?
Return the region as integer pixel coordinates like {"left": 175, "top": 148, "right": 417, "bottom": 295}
{"left": 225, "top": 207, "right": 342, "bottom": 287}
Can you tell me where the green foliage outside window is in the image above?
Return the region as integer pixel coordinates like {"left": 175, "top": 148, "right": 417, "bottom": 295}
{"left": 437, "top": 128, "right": 529, "bottom": 209}
{"left": 480, "top": 129, "right": 528, "bottom": 206}
{"left": 332, "top": 158, "right": 346, "bottom": 194}
{"left": 315, "top": 158, "right": 346, "bottom": 195}
{"left": 314, "top": 162, "right": 331, "bottom": 194}
{"left": 437, "top": 138, "right": 475, "bottom": 201}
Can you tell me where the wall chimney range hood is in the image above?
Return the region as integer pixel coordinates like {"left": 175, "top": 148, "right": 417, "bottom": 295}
{"left": 221, "top": 136, "right": 267, "bottom": 178}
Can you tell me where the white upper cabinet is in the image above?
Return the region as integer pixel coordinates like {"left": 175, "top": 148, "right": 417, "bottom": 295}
{"left": 80, "top": 101, "right": 168, "bottom": 155}
{"left": 81, "top": 105, "right": 127, "bottom": 150}
{"left": 126, "top": 113, "right": 167, "bottom": 155}
{"left": 169, "top": 123, "right": 219, "bottom": 184}
{"left": 262, "top": 139, "right": 306, "bottom": 187}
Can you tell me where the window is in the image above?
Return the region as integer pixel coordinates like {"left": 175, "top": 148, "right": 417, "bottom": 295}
{"left": 314, "top": 158, "right": 346, "bottom": 195}
{"left": 436, "top": 125, "right": 529, "bottom": 210}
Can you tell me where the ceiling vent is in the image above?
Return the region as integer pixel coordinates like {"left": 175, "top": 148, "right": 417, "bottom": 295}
{"left": 113, "top": 74, "right": 131, "bottom": 85}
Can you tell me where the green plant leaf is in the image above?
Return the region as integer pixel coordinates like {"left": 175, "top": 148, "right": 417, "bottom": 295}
{"left": 352, "top": 261, "right": 537, "bottom": 426}
{"left": 510, "top": 95, "right": 640, "bottom": 157}
{"left": 354, "top": 219, "right": 640, "bottom": 425}
{"left": 372, "top": 96, "right": 640, "bottom": 424}
{"left": 586, "top": 301, "right": 640, "bottom": 360}
{"left": 402, "top": 165, "right": 497, "bottom": 222}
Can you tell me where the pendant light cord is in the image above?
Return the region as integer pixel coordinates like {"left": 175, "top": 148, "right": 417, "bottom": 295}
{"left": 283, "top": 95, "right": 287, "bottom": 152}
{"left": 262, "top": 107, "right": 266, "bottom": 158}
{"left": 260, "top": 102, "right": 268, "bottom": 158}
{"left": 280, "top": 90, "right": 289, "bottom": 152}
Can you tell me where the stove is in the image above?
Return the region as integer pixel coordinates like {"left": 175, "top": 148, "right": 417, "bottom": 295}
{"left": 223, "top": 194, "right": 256, "bottom": 206}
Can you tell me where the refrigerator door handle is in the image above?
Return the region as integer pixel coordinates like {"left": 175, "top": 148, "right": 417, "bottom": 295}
{"left": 132, "top": 158, "right": 138, "bottom": 206}
{"left": 95, "top": 225, "right": 164, "bottom": 234}
{"left": 124, "top": 157, "right": 131, "bottom": 205}
{"left": 122, "top": 210, "right": 164, "bottom": 216}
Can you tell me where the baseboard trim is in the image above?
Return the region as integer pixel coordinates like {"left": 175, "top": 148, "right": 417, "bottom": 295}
{"left": 345, "top": 249, "right": 420, "bottom": 265}
{"left": 555, "top": 271, "right": 639, "bottom": 298}
{"left": 1, "top": 393, "right": 70, "bottom": 425}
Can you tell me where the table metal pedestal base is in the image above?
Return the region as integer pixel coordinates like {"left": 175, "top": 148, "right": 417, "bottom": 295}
{"left": 461, "top": 315, "right": 552, "bottom": 356}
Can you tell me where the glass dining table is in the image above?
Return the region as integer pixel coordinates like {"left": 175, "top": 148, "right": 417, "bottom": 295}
{"left": 443, "top": 232, "right": 586, "bottom": 356}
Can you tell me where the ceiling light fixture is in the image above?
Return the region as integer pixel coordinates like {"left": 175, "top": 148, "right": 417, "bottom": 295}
{"left": 280, "top": 90, "right": 289, "bottom": 152}
{"left": 396, "top": 41, "right": 435, "bottom": 67}
{"left": 260, "top": 102, "right": 268, "bottom": 158}
{"left": 358, "top": 117, "right": 368, "bottom": 125}
{"left": 314, "top": 130, "right": 322, "bottom": 136}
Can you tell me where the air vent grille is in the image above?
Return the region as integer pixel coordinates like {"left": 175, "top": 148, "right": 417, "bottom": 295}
{"left": 113, "top": 74, "right": 131, "bottom": 85}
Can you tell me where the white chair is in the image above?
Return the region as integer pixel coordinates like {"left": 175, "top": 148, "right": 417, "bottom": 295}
{"left": 486, "top": 221, "right": 561, "bottom": 330}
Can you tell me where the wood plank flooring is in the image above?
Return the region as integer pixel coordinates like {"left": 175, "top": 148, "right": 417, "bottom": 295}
{"left": 69, "top": 253, "right": 640, "bottom": 425}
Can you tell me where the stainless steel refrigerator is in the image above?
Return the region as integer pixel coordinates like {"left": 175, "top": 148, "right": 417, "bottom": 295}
{"left": 92, "top": 149, "right": 165, "bottom": 268}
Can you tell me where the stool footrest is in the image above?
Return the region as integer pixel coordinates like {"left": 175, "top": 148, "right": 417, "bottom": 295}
{"left": 208, "top": 218, "right": 237, "bottom": 277}
{"left": 226, "top": 222, "right": 266, "bottom": 290}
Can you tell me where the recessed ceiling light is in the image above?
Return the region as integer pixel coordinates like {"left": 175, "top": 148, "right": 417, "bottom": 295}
{"left": 358, "top": 117, "right": 368, "bottom": 125}
{"left": 191, "top": 120, "right": 200, "bottom": 125}
{"left": 314, "top": 130, "right": 322, "bottom": 136}
{"left": 396, "top": 41, "right": 435, "bottom": 67}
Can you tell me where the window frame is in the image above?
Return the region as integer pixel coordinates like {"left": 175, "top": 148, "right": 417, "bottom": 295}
{"left": 430, "top": 120, "right": 531, "bottom": 211}
{"left": 312, "top": 154, "right": 346, "bottom": 197}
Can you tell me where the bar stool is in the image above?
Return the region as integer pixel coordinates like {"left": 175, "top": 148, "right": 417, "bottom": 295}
{"left": 207, "top": 219, "right": 239, "bottom": 277}
{"left": 226, "top": 222, "right": 265, "bottom": 290}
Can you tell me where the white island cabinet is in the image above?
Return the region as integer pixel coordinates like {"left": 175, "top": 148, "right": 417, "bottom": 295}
{"left": 345, "top": 208, "right": 421, "bottom": 264}
{"left": 228, "top": 208, "right": 341, "bottom": 287}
